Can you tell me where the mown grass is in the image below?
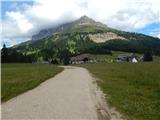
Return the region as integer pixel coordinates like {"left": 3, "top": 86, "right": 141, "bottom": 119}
{"left": 79, "top": 63, "right": 160, "bottom": 120}
{"left": 1, "top": 63, "right": 63, "bottom": 102}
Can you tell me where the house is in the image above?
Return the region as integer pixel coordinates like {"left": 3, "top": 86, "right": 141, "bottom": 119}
{"left": 70, "top": 54, "right": 91, "bottom": 64}
{"left": 116, "top": 53, "right": 138, "bottom": 63}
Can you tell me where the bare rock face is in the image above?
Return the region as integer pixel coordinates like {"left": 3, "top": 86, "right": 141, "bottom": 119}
{"left": 32, "top": 29, "right": 51, "bottom": 41}
{"left": 76, "top": 15, "right": 96, "bottom": 25}
{"left": 88, "top": 32, "right": 127, "bottom": 43}
{"left": 75, "top": 15, "right": 106, "bottom": 27}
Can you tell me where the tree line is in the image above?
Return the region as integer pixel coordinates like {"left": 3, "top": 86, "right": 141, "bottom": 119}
{"left": 1, "top": 44, "right": 36, "bottom": 63}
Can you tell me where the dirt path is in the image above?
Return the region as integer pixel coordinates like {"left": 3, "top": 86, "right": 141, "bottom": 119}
{"left": 2, "top": 66, "right": 117, "bottom": 120}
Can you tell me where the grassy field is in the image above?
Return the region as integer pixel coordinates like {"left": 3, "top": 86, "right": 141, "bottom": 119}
{"left": 1, "top": 63, "right": 63, "bottom": 102}
{"left": 79, "top": 63, "right": 160, "bottom": 120}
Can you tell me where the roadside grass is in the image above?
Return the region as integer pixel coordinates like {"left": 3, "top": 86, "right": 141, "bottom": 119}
{"left": 79, "top": 63, "right": 160, "bottom": 120}
{"left": 153, "top": 56, "right": 160, "bottom": 63}
{"left": 1, "top": 63, "right": 63, "bottom": 102}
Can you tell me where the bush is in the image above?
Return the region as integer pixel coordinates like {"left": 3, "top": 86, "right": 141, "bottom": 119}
{"left": 143, "top": 52, "right": 153, "bottom": 61}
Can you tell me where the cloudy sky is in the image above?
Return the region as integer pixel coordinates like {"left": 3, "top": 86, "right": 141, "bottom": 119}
{"left": 1, "top": 0, "right": 160, "bottom": 47}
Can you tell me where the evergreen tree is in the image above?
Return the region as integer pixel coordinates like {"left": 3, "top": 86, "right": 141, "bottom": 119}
{"left": 51, "top": 59, "right": 58, "bottom": 64}
{"left": 143, "top": 51, "right": 153, "bottom": 61}
{"left": 1, "top": 44, "right": 9, "bottom": 63}
{"left": 58, "top": 49, "right": 71, "bottom": 65}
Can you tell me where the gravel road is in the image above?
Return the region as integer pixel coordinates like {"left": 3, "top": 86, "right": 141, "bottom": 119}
{"left": 2, "top": 66, "right": 123, "bottom": 120}
{"left": 2, "top": 66, "right": 112, "bottom": 120}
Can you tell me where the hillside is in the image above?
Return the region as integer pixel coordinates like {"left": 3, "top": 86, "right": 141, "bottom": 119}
{"left": 10, "top": 16, "right": 160, "bottom": 63}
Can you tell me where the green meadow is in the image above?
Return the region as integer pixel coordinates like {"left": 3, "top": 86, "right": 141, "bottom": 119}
{"left": 79, "top": 63, "right": 160, "bottom": 120}
{"left": 1, "top": 63, "right": 63, "bottom": 102}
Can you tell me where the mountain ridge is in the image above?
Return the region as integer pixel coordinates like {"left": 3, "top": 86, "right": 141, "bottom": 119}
{"left": 12, "top": 16, "right": 160, "bottom": 61}
{"left": 32, "top": 15, "right": 109, "bottom": 40}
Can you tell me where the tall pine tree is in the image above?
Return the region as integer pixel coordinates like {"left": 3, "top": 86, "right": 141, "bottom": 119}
{"left": 1, "top": 44, "right": 9, "bottom": 63}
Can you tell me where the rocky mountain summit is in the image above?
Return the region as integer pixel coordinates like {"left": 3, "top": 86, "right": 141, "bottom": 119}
{"left": 32, "top": 15, "right": 107, "bottom": 40}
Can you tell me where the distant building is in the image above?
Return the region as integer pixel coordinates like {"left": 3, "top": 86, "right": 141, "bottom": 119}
{"left": 116, "top": 53, "right": 138, "bottom": 63}
{"left": 70, "top": 54, "right": 93, "bottom": 64}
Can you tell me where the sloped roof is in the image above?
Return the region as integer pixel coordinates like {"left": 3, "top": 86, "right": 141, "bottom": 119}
{"left": 70, "top": 54, "right": 90, "bottom": 62}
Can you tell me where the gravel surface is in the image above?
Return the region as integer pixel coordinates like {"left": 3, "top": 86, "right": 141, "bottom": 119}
{"left": 2, "top": 66, "right": 123, "bottom": 120}
{"left": 2, "top": 66, "right": 101, "bottom": 119}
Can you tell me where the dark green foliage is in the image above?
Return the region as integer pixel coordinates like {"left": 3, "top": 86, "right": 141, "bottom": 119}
{"left": 1, "top": 44, "right": 9, "bottom": 63}
{"left": 40, "top": 48, "right": 55, "bottom": 61}
{"left": 143, "top": 52, "right": 153, "bottom": 61}
{"left": 58, "top": 48, "right": 71, "bottom": 65}
{"left": 1, "top": 44, "right": 36, "bottom": 63}
{"left": 63, "top": 56, "right": 70, "bottom": 65}
{"left": 112, "top": 31, "right": 160, "bottom": 55}
{"left": 51, "top": 59, "right": 58, "bottom": 64}
{"left": 83, "top": 44, "right": 112, "bottom": 55}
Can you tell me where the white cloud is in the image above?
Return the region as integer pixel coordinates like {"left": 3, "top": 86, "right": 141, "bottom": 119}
{"left": 6, "top": 11, "right": 33, "bottom": 33}
{"left": 108, "top": 8, "right": 159, "bottom": 30}
{"left": 2, "top": 0, "right": 160, "bottom": 46}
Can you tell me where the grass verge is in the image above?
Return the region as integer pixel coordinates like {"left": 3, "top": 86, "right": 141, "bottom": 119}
{"left": 1, "top": 63, "right": 63, "bottom": 102}
{"left": 79, "top": 63, "right": 160, "bottom": 120}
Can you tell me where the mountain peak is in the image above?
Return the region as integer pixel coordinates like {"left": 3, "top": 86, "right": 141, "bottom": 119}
{"left": 80, "top": 15, "right": 91, "bottom": 20}
{"left": 77, "top": 15, "right": 96, "bottom": 25}
{"left": 32, "top": 15, "right": 107, "bottom": 40}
